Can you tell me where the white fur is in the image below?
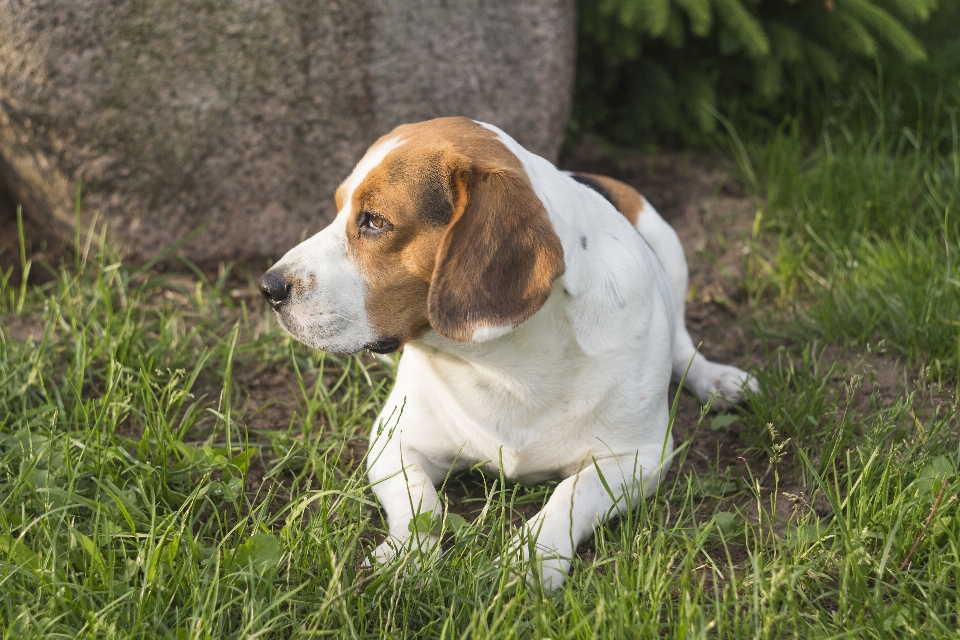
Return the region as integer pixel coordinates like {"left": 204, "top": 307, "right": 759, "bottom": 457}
{"left": 269, "top": 136, "right": 404, "bottom": 354}
{"left": 340, "top": 136, "right": 405, "bottom": 210}
{"left": 471, "top": 324, "right": 514, "bottom": 342}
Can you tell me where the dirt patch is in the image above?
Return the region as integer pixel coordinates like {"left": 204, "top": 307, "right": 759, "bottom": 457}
{"left": 0, "top": 185, "right": 71, "bottom": 288}
{"left": 1, "top": 315, "right": 48, "bottom": 343}
{"left": 235, "top": 363, "right": 306, "bottom": 433}
{"left": 0, "top": 176, "right": 23, "bottom": 280}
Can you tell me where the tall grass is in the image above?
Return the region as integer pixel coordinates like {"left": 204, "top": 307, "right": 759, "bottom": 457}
{"left": 741, "top": 80, "right": 960, "bottom": 378}
{"left": 3, "top": 79, "right": 960, "bottom": 634}
{"left": 1, "top": 201, "right": 958, "bottom": 636}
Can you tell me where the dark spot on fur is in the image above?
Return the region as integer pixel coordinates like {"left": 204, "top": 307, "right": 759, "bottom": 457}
{"left": 605, "top": 278, "right": 626, "bottom": 309}
{"left": 415, "top": 170, "right": 453, "bottom": 226}
{"left": 385, "top": 155, "right": 411, "bottom": 181}
{"left": 580, "top": 235, "right": 588, "bottom": 250}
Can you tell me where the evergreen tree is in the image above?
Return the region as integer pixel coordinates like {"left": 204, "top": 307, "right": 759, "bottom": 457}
{"left": 574, "top": 0, "right": 941, "bottom": 145}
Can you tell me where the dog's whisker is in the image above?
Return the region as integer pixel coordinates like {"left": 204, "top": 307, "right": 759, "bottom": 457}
{"left": 330, "top": 312, "right": 364, "bottom": 329}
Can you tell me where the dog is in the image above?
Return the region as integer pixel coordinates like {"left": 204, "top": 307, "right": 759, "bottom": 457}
{"left": 258, "top": 117, "right": 757, "bottom": 589}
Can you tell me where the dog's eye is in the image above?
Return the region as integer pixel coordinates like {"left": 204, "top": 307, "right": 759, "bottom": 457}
{"left": 358, "top": 211, "right": 390, "bottom": 235}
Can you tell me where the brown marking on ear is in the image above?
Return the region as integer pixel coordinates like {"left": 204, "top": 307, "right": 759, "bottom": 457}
{"left": 569, "top": 172, "right": 646, "bottom": 225}
{"left": 428, "top": 167, "right": 565, "bottom": 343}
{"left": 342, "top": 117, "right": 564, "bottom": 346}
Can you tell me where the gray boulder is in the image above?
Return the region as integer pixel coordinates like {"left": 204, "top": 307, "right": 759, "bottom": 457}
{"left": 0, "top": 0, "right": 575, "bottom": 262}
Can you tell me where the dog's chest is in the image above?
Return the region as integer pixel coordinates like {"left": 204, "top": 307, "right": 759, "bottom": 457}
{"left": 395, "top": 293, "right": 666, "bottom": 480}
{"left": 435, "top": 395, "right": 590, "bottom": 477}
{"left": 408, "top": 350, "right": 615, "bottom": 481}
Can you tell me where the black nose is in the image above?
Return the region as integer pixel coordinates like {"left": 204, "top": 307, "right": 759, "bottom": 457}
{"left": 257, "top": 272, "right": 291, "bottom": 308}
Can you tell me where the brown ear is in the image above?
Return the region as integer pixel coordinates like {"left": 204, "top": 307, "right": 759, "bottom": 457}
{"left": 428, "top": 169, "right": 565, "bottom": 343}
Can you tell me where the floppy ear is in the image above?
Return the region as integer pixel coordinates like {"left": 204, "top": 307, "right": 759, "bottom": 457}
{"left": 428, "top": 168, "right": 565, "bottom": 343}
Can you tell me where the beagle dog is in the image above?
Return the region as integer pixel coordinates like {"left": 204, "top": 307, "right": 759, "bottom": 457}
{"left": 258, "top": 117, "right": 756, "bottom": 589}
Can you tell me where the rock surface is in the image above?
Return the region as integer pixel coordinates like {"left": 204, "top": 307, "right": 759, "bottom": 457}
{"left": 0, "top": 0, "right": 575, "bottom": 262}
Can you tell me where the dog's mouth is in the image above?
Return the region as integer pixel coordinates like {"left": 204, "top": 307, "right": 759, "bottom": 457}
{"left": 364, "top": 337, "right": 402, "bottom": 354}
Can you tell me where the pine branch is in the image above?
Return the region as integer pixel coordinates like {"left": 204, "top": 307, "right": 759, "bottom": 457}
{"left": 767, "top": 22, "right": 803, "bottom": 63}
{"left": 755, "top": 56, "right": 784, "bottom": 98}
{"left": 640, "top": 0, "right": 673, "bottom": 35}
{"left": 674, "top": 0, "right": 714, "bottom": 36}
{"left": 839, "top": 0, "right": 928, "bottom": 61}
{"left": 714, "top": 0, "right": 771, "bottom": 58}
{"left": 886, "top": 0, "right": 938, "bottom": 21}
{"left": 574, "top": 0, "right": 941, "bottom": 142}
{"left": 839, "top": 13, "right": 881, "bottom": 57}
{"left": 664, "top": 7, "right": 688, "bottom": 47}
{"left": 802, "top": 40, "right": 841, "bottom": 83}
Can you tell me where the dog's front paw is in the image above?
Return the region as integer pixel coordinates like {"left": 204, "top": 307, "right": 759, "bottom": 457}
{"left": 364, "top": 536, "right": 402, "bottom": 567}
{"left": 362, "top": 533, "right": 441, "bottom": 569}
{"left": 498, "top": 537, "right": 572, "bottom": 591}
{"left": 531, "top": 554, "right": 572, "bottom": 591}
{"left": 690, "top": 362, "right": 758, "bottom": 410}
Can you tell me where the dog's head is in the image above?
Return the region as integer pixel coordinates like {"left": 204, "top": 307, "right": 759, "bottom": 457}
{"left": 258, "top": 117, "right": 565, "bottom": 355}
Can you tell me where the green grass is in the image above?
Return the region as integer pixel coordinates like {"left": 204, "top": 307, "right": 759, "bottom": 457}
{"left": 2, "top": 91, "right": 960, "bottom": 635}
{"left": 734, "top": 79, "right": 960, "bottom": 380}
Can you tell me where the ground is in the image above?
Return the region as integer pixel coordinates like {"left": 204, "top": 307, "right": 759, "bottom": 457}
{"left": 2, "top": 137, "right": 957, "bottom": 637}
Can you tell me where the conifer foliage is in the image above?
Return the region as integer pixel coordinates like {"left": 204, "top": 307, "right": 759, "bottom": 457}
{"left": 574, "top": 0, "right": 939, "bottom": 145}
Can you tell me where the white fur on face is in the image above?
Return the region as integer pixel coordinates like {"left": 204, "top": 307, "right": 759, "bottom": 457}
{"left": 269, "top": 136, "right": 405, "bottom": 354}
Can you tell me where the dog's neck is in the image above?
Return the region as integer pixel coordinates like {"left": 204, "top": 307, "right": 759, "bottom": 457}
{"left": 409, "top": 284, "right": 580, "bottom": 404}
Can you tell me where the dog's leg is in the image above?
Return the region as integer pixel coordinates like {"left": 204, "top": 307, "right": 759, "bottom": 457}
{"left": 634, "top": 203, "right": 757, "bottom": 408}
{"left": 366, "top": 429, "right": 446, "bottom": 565}
{"left": 672, "top": 324, "right": 758, "bottom": 409}
{"left": 502, "top": 445, "right": 671, "bottom": 590}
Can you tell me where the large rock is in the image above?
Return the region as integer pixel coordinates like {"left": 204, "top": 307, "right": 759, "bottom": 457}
{"left": 0, "top": 0, "right": 575, "bottom": 262}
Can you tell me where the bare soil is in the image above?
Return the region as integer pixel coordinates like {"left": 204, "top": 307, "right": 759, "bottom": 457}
{"left": 0, "top": 179, "right": 67, "bottom": 286}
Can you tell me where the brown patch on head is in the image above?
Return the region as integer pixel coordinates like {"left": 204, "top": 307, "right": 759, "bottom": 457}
{"left": 341, "top": 117, "right": 565, "bottom": 346}
{"left": 570, "top": 172, "right": 646, "bottom": 225}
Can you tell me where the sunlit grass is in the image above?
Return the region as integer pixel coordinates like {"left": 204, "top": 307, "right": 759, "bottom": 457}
{"left": 739, "top": 84, "right": 960, "bottom": 380}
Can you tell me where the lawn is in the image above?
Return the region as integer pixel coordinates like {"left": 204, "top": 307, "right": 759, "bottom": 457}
{"left": 1, "top": 87, "right": 958, "bottom": 637}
